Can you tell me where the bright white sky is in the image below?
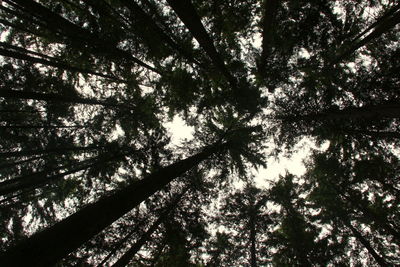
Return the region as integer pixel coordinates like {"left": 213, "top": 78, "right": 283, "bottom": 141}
{"left": 165, "top": 115, "right": 327, "bottom": 188}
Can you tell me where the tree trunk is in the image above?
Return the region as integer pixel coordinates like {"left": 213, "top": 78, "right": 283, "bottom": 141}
{"left": 0, "top": 125, "right": 85, "bottom": 130}
{"left": 344, "top": 221, "right": 388, "bottom": 267}
{"left": 0, "top": 155, "right": 44, "bottom": 171}
{"left": 335, "top": 5, "right": 400, "bottom": 62}
{"left": 165, "top": 0, "right": 237, "bottom": 88}
{"left": 0, "top": 140, "right": 230, "bottom": 266}
{"left": 0, "top": 150, "right": 129, "bottom": 196}
{"left": 249, "top": 212, "right": 257, "bottom": 267}
{"left": 0, "top": 45, "right": 124, "bottom": 82}
{"left": 0, "top": 89, "right": 126, "bottom": 109}
{"left": 7, "top": 0, "right": 162, "bottom": 75}
{"left": 111, "top": 188, "right": 188, "bottom": 267}
{"left": 258, "top": 0, "right": 279, "bottom": 75}
{"left": 347, "top": 129, "right": 400, "bottom": 140}
{"left": 0, "top": 145, "right": 102, "bottom": 158}
{"left": 96, "top": 223, "right": 144, "bottom": 267}
{"left": 339, "top": 191, "right": 400, "bottom": 244}
{"left": 119, "top": 0, "right": 201, "bottom": 66}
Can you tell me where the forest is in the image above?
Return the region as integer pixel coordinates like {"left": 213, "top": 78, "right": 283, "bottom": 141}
{"left": 0, "top": 0, "right": 399, "bottom": 266}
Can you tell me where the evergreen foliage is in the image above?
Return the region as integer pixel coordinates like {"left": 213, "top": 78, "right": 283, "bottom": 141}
{"left": 0, "top": 0, "right": 399, "bottom": 266}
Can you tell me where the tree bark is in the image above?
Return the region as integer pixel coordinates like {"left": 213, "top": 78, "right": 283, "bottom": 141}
{"left": 0, "top": 150, "right": 129, "bottom": 196}
{"left": 119, "top": 0, "right": 201, "bottom": 66}
{"left": 165, "top": 0, "right": 237, "bottom": 88}
{"left": 335, "top": 5, "right": 400, "bottom": 62}
{"left": 111, "top": 188, "right": 188, "bottom": 267}
{"left": 0, "top": 45, "right": 124, "bottom": 82}
{"left": 249, "top": 212, "right": 257, "bottom": 267}
{"left": 0, "top": 89, "right": 122, "bottom": 108}
{"left": 0, "top": 145, "right": 103, "bottom": 158}
{"left": 6, "top": 0, "right": 161, "bottom": 75}
{"left": 258, "top": 0, "right": 279, "bottom": 75}
{"left": 344, "top": 221, "right": 388, "bottom": 267}
{"left": 0, "top": 140, "right": 230, "bottom": 266}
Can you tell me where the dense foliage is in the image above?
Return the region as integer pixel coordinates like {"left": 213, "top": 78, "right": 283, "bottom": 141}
{"left": 0, "top": 0, "right": 399, "bottom": 266}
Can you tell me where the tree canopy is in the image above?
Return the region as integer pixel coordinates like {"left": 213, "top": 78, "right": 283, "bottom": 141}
{"left": 0, "top": 0, "right": 399, "bottom": 266}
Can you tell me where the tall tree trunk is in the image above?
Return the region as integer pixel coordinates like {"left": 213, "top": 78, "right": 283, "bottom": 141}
{"left": 0, "top": 145, "right": 103, "bottom": 158}
{"left": 165, "top": 0, "right": 237, "bottom": 88}
{"left": 335, "top": 5, "right": 400, "bottom": 62}
{"left": 96, "top": 223, "right": 144, "bottom": 267}
{"left": 112, "top": 188, "right": 188, "bottom": 267}
{"left": 0, "top": 89, "right": 125, "bottom": 109}
{"left": 249, "top": 212, "right": 257, "bottom": 267}
{"left": 258, "top": 0, "right": 279, "bottom": 75}
{"left": 119, "top": 0, "right": 201, "bottom": 66}
{"left": 0, "top": 140, "right": 231, "bottom": 266}
{"left": 0, "top": 150, "right": 129, "bottom": 196}
{"left": 339, "top": 191, "right": 400, "bottom": 244}
{"left": 7, "top": 0, "right": 162, "bottom": 75}
{"left": 0, "top": 155, "right": 44, "bottom": 170}
{"left": 0, "top": 44, "right": 124, "bottom": 82}
{"left": 347, "top": 129, "right": 400, "bottom": 140}
{"left": 0, "top": 125, "right": 85, "bottom": 130}
{"left": 343, "top": 220, "right": 388, "bottom": 267}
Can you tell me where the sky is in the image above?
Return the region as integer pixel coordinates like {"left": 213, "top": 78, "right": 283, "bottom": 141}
{"left": 165, "top": 115, "right": 327, "bottom": 188}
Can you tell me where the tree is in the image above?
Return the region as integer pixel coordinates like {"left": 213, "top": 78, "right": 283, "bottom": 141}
{"left": 0, "top": 125, "right": 263, "bottom": 266}
{"left": 0, "top": 0, "right": 398, "bottom": 266}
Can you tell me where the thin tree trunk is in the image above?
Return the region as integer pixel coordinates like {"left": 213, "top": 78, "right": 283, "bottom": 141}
{"left": 0, "top": 155, "right": 44, "bottom": 170}
{"left": 347, "top": 129, "right": 400, "bottom": 140}
{"left": 165, "top": 0, "right": 237, "bottom": 88}
{"left": 119, "top": 0, "right": 201, "bottom": 66}
{"left": 249, "top": 212, "right": 257, "bottom": 267}
{"left": 258, "top": 0, "right": 279, "bottom": 75}
{"left": 7, "top": 0, "right": 162, "bottom": 75}
{"left": 335, "top": 5, "right": 400, "bottom": 62}
{"left": 0, "top": 150, "right": 130, "bottom": 196}
{"left": 0, "top": 125, "right": 85, "bottom": 130}
{"left": 0, "top": 89, "right": 123, "bottom": 108}
{"left": 0, "top": 45, "right": 124, "bottom": 82}
{"left": 352, "top": 5, "right": 400, "bottom": 42}
{"left": 0, "top": 140, "right": 230, "bottom": 266}
{"left": 96, "top": 222, "right": 144, "bottom": 267}
{"left": 111, "top": 188, "right": 188, "bottom": 267}
{"left": 339, "top": 191, "right": 400, "bottom": 243}
{"left": 0, "top": 145, "right": 103, "bottom": 158}
{"left": 344, "top": 221, "right": 388, "bottom": 267}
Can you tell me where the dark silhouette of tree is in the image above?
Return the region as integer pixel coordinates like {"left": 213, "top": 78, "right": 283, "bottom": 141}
{"left": 0, "top": 0, "right": 398, "bottom": 266}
